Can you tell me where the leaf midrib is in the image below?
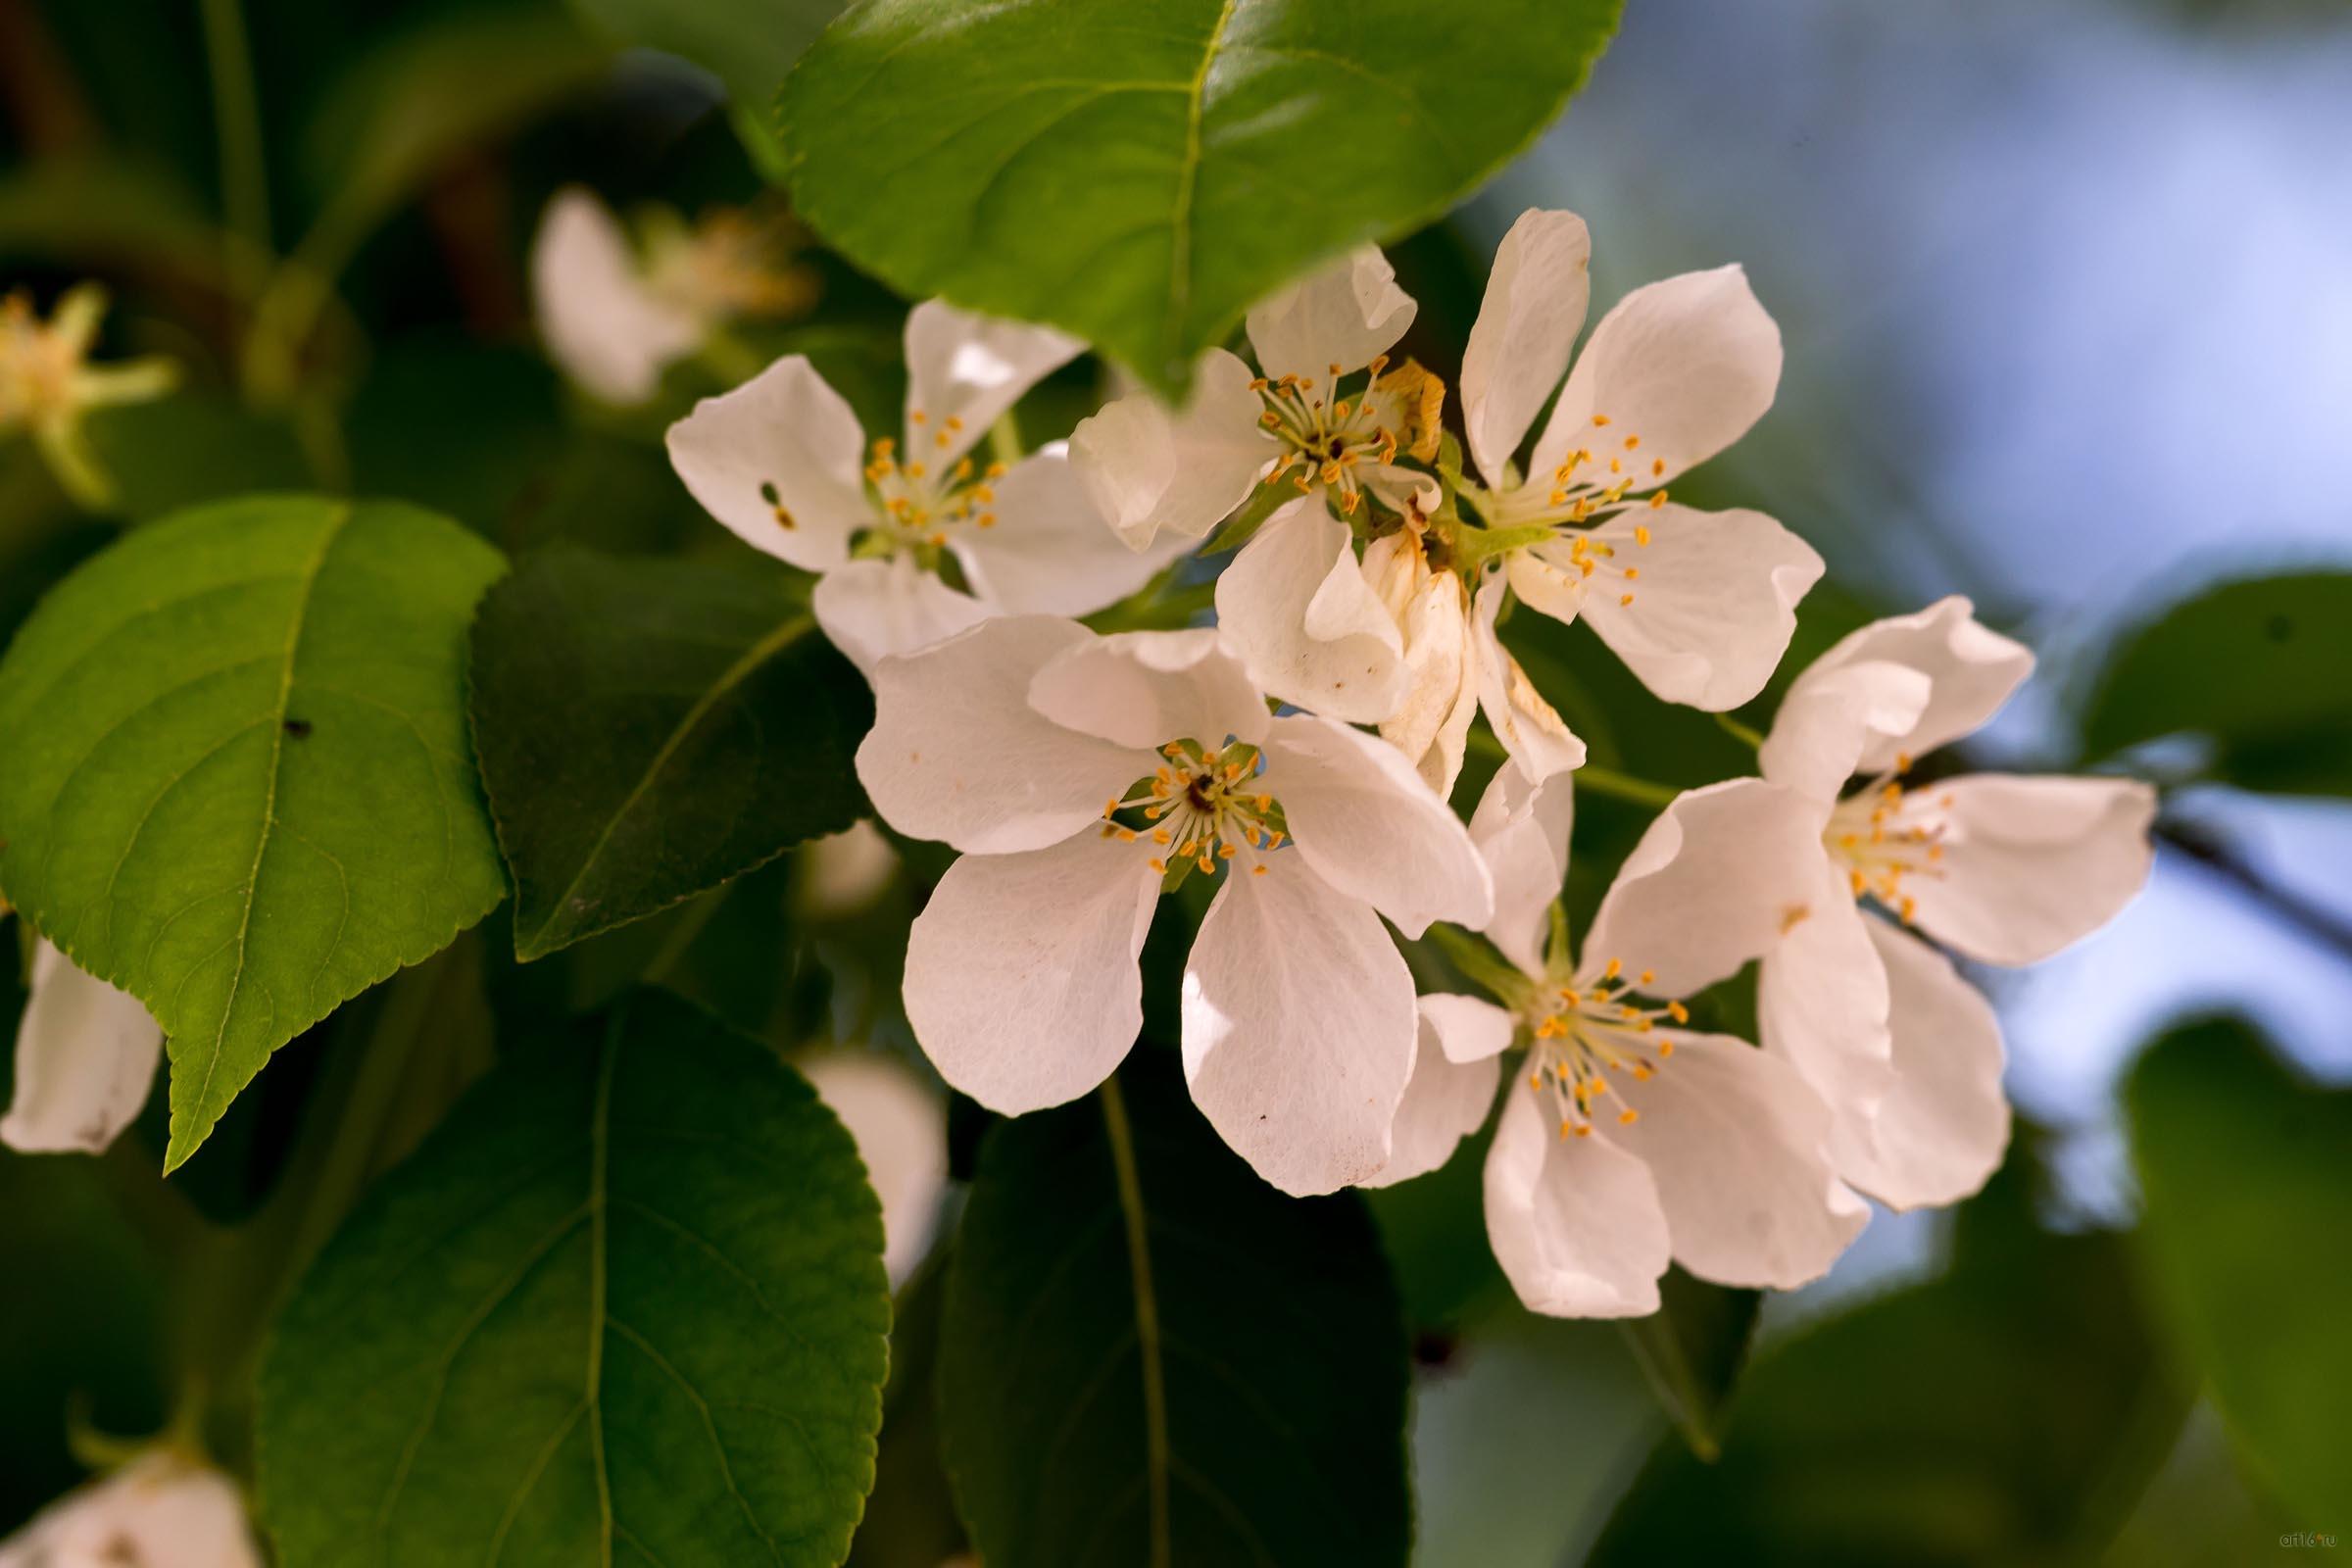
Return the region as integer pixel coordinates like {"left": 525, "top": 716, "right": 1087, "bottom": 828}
{"left": 171, "top": 500, "right": 352, "bottom": 1169}
{"left": 514, "top": 612, "right": 814, "bottom": 958}
{"left": 1099, "top": 1077, "right": 1172, "bottom": 1568}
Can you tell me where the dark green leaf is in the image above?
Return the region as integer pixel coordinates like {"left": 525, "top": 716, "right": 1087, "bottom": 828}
{"left": 81, "top": 394, "right": 314, "bottom": 523}
{"left": 0, "top": 495, "right": 509, "bottom": 1169}
{"left": 2081, "top": 572, "right": 2352, "bottom": 796}
{"left": 780, "top": 0, "right": 1624, "bottom": 394}
{"left": 467, "top": 548, "right": 871, "bottom": 960}
{"left": 255, "top": 989, "right": 890, "bottom": 1565}
{"left": 1587, "top": 1158, "right": 2191, "bottom": 1566}
{"left": 940, "top": 1062, "right": 1411, "bottom": 1568}
{"left": 2128, "top": 1017, "right": 2352, "bottom": 1525}
{"left": 1617, "top": 1269, "right": 1760, "bottom": 1461}
{"left": 569, "top": 0, "right": 846, "bottom": 149}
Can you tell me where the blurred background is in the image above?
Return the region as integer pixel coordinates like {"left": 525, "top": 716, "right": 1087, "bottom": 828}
{"left": 1, "top": 0, "right": 2346, "bottom": 1561}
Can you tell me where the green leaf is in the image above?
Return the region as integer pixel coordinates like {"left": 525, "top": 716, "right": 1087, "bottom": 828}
{"left": 569, "top": 0, "right": 845, "bottom": 149}
{"left": 1587, "top": 1156, "right": 2191, "bottom": 1566}
{"left": 2128, "top": 1017, "right": 2352, "bottom": 1525}
{"left": 1617, "top": 1269, "right": 1760, "bottom": 1461}
{"left": 940, "top": 1064, "right": 1411, "bottom": 1568}
{"left": 255, "top": 988, "right": 891, "bottom": 1565}
{"left": 467, "top": 548, "right": 872, "bottom": 961}
{"left": 2081, "top": 572, "right": 2352, "bottom": 796}
{"left": 780, "top": 0, "right": 1624, "bottom": 395}
{"left": 0, "top": 495, "right": 509, "bottom": 1169}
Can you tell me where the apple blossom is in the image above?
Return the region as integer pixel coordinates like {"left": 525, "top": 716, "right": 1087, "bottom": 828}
{"left": 2, "top": 938, "right": 164, "bottom": 1155}
{"left": 1750, "top": 596, "right": 2157, "bottom": 1207}
{"left": 668, "top": 301, "right": 1191, "bottom": 673}
{"left": 531, "top": 187, "right": 817, "bottom": 405}
{"left": 0, "top": 285, "right": 176, "bottom": 511}
{"left": 1457, "top": 209, "right": 1824, "bottom": 710}
{"left": 1070, "top": 248, "right": 1445, "bottom": 720}
{"left": 0, "top": 1450, "right": 261, "bottom": 1568}
{"left": 855, "top": 614, "right": 1493, "bottom": 1196}
{"left": 1367, "top": 766, "right": 1866, "bottom": 1317}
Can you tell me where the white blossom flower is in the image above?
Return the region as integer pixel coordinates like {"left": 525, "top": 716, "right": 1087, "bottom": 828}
{"left": 1367, "top": 766, "right": 1866, "bottom": 1317}
{"left": 799, "top": 1049, "right": 947, "bottom": 1286}
{"left": 794, "top": 820, "right": 901, "bottom": 918}
{"left": 531, "top": 186, "right": 816, "bottom": 405}
{"left": 0, "top": 285, "right": 176, "bottom": 511}
{"left": 0, "top": 1450, "right": 261, "bottom": 1568}
{"left": 1359, "top": 530, "right": 1586, "bottom": 795}
{"left": 855, "top": 615, "right": 1493, "bottom": 1195}
{"left": 1070, "top": 248, "right": 1445, "bottom": 720}
{"left": 1459, "top": 209, "right": 1824, "bottom": 710}
{"left": 1750, "top": 596, "right": 2156, "bottom": 1208}
{"left": 668, "top": 301, "right": 1190, "bottom": 674}
{"left": 3, "top": 938, "right": 163, "bottom": 1155}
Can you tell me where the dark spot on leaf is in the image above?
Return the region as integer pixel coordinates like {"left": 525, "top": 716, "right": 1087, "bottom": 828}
{"left": 283, "top": 717, "right": 313, "bottom": 738}
{"left": 1412, "top": 1330, "right": 1458, "bottom": 1369}
{"left": 2265, "top": 613, "right": 2293, "bottom": 642}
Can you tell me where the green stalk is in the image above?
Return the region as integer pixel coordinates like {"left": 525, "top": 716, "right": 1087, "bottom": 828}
{"left": 198, "top": 0, "right": 271, "bottom": 262}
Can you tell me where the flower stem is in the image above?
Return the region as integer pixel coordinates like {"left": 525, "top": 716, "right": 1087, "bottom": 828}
{"left": 1574, "top": 765, "right": 1681, "bottom": 810}
{"left": 1713, "top": 712, "right": 1765, "bottom": 751}
{"left": 198, "top": 0, "right": 271, "bottom": 262}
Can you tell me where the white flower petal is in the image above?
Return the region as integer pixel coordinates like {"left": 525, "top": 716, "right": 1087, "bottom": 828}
{"left": 1825, "top": 920, "right": 2010, "bottom": 1210}
{"left": 904, "top": 836, "right": 1158, "bottom": 1113}
{"left": 0, "top": 1450, "right": 262, "bottom": 1568}
{"left": 1421, "top": 991, "right": 1520, "bottom": 1063}
{"left": 1213, "top": 498, "right": 1404, "bottom": 722}
{"left": 1575, "top": 504, "right": 1823, "bottom": 710}
{"left": 2, "top": 940, "right": 163, "bottom": 1154}
{"left": 950, "top": 444, "right": 1190, "bottom": 617}
{"left": 1756, "top": 855, "right": 1897, "bottom": 1116}
{"left": 812, "top": 554, "right": 997, "bottom": 674}
{"left": 1900, "top": 774, "right": 2157, "bottom": 965}
{"left": 1608, "top": 1033, "right": 1867, "bottom": 1291}
{"left": 532, "top": 188, "right": 701, "bottom": 405}
{"left": 1181, "top": 854, "right": 1417, "bottom": 1196}
{"left": 1025, "top": 626, "right": 1268, "bottom": 753}
{"left": 798, "top": 1051, "right": 949, "bottom": 1285}
{"left": 1263, "top": 713, "right": 1493, "bottom": 938}
{"left": 1376, "top": 569, "right": 1479, "bottom": 798}
{"left": 1758, "top": 659, "right": 1935, "bottom": 805}
{"left": 856, "top": 614, "right": 1151, "bottom": 853}
{"left": 1472, "top": 572, "right": 1586, "bottom": 781}
{"left": 1358, "top": 998, "right": 1505, "bottom": 1189}
{"left": 1483, "top": 1087, "right": 1670, "bottom": 1318}
{"left": 1467, "top": 763, "right": 1575, "bottom": 978}
{"left": 1245, "top": 246, "right": 1417, "bottom": 382}
{"left": 1783, "top": 596, "right": 2034, "bottom": 774}
{"left": 794, "top": 821, "right": 901, "bottom": 917}
{"left": 901, "top": 300, "right": 1083, "bottom": 466}
{"left": 666, "top": 355, "right": 871, "bottom": 573}
{"left": 1529, "top": 264, "right": 1783, "bottom": 489}
{"left": 1462, "top": 209, "right": 1592, "bottom": 488}
{"left": 1582, "top": 778, "right": 1829, "bottom": 999}
{"left": 1068, "top": 348, "right": 1271, "bottom": 549}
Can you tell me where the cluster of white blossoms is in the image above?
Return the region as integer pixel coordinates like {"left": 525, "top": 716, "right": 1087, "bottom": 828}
{"left": 5, "top": 205, "right": 2156, "bottom": 1326}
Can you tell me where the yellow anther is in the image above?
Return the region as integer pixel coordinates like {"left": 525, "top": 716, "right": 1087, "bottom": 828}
{"left": 1640, "top": 968, "right": 1655, "bottom": 985}
{"left": 1635, "top": 525, "right": 1651, "bottom": 546}
{"left": 1251, "top": 863, "right": 1268, "bottom": 876}
{"left": 1658, "top": 1039, "right": 1675, "bottom": 1057}
{"left": 1623, "top": 567, "right": 1640, "bottom": 581}
{"left": 1648, "top": 491, "right": 1668, "bottom": 510}
{"left": 944, "top": 415, "right": 963, "bottom": 430}
{"left": 1620, "top": 593, "right": 1635, "bottom": 607}
{"left": 906, "top": 462, "right": 927, "bottom": 479}
{"left": 1149, "top": 858, "right": 1166, "bottom": 873}
{"left": 1592, "top": 413, "right": 1611, "bottom": 426}
{"left": 1666, "top": 1001, "right": 1689, "bottom": 1023}
{"left": 910, "top": 409, "right": 927, "bottom": 423}
{"left": 1651, "top": 458, "right": 1666, "bottom": 477}
{"left": 1624, "top": 434, "right": 1641, "bottom": 450}
{"left": 1618, "top": 1108, "right": 1639, "bottom": 1126}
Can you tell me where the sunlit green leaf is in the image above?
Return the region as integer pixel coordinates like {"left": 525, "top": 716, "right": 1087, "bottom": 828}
{"left": 467, "top": 548, "right": 870, "bottom": 960}
{"left": 940, "top": 1061, "right": 1411, "bottom": 1568}
{"left": 780, "top": 0, "right": 1623, "bottom": 394}
{"left": 2128, "top": 1017, "right": 2352, "bottom": 1526}
{"left": 255, "top": 989, "right": 890, "bottom": 1565}
{"left": 2081, "top": 572, "right": 2352, "bottom": 797}
{"left": 0, "top": 495, "right": 509, "bottom": 1169}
